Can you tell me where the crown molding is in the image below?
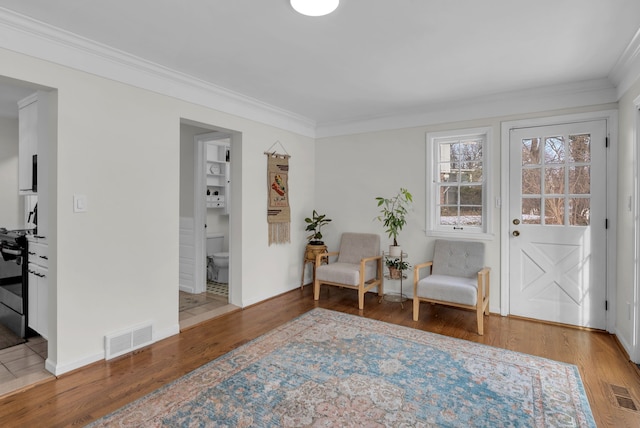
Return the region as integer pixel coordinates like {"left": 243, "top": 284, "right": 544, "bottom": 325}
{"left": 0, "top": 7, "right": 632, "bottom": 140}
{"left": 316, "top": 79, "right": 618, "bottom": 138}
{"left": 0, "top": 7, "right": 317, "bottom": 138}
{"left": 610, "top": 27, "right": 640, "bottom": 99}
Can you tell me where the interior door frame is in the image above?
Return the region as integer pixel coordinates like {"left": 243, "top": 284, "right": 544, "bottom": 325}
{"left": 633, "top": 94, "right": 640, "bottom": 363}
{"left": 500, "top": 110, "right": 618, "bottom": 333}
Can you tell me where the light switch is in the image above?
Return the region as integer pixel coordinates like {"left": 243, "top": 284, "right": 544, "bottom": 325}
{"left": 74, "top": 194, "right": 87, "bottom": 213}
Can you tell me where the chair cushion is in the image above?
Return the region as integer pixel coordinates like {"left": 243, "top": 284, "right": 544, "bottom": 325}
{"left": 316, "top": 262, "right": 377, "bottom": 286}
{"left": 431, "top": 239, "right": 485, "bottom": 279}
{"left": 337, "top": 233, "right": 380, "bottom": 265}
{"left": 416, "top": 274, "right": 478, "bottom": 306}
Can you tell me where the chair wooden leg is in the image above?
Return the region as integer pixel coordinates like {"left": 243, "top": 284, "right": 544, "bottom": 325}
{"left": 413, "top": 298, "right": 420, "bottom": 321}
{"left": 358, "top": 291, "right": 364, "bottom": 310}
{"left": 313, "top": 279, "right": 320, "bottom": 301}
{"left": 477, "top": 306, "right": 484, "bottom": 335}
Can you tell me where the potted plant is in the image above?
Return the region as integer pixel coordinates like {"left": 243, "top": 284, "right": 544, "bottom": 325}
{"left": 304, "top": 210, "right": 332, "bottom": 245}
{"left": 304, "top": 210, "right": 332, "bottom": 262}
{"left": 375, "top": 188, "right": 413, "bottom": 256}
{"left": 385, "top": 257, "right": 410, "bottom": 279}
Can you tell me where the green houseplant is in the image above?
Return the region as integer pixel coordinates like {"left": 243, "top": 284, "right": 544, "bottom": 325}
{"left": 375, "top": 188, "right": 413, "bottom": 256}
{"left": 304, "top": 210, "right": 332, "bottom": 245}
{"left": 385, "top": 257, "right": 410, "bottom": 279}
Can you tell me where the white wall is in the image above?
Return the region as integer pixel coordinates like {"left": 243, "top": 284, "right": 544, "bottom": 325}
{"left": 615, "top": 75, "right": 640, "bottom": 355}
{"left": 0, "top": 116, "right": 23, "bottom": 228}
{"left": 0, "top": 47, "right": 315, "bottom": 374}
{"left": 315, "top": 103, "right": 618, "bottom": 311}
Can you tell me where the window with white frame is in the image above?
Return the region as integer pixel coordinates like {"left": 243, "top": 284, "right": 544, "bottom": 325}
{"left": 426, "top": 127, "right": 492, "bottom": 238}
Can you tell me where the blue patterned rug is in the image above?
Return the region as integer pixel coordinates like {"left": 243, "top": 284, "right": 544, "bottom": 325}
{"left": 89, "top": 308, "right": 595, "bottom": 427}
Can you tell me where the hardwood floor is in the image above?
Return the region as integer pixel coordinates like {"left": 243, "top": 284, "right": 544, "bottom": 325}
{"left": 1, "top": 285, "right": 639, "bottom": 427}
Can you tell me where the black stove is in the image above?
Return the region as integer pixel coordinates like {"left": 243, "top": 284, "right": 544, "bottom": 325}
{"left": 0, "top": 227, "right": 33, "bottom": 338}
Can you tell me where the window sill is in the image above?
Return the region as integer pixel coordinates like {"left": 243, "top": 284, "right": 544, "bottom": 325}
{"left": 426, "top": 230, "right": 495, "bottom": 241}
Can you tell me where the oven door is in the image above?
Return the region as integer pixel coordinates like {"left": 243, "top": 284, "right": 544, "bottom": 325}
{"left": 0, "top": 245, "right": 22, "bottom": 283}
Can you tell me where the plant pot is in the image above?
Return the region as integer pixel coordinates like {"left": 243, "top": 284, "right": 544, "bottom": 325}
{"left": 305, "top": 243, "right": 327, "bottom": 262}
{"left": 388, "top": 267, "right": 402, "bottom": 279}
{"left": 389, "top": 245, "right": 402, "bottom": 257}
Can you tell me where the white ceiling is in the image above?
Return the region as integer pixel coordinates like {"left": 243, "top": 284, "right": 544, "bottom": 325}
{"left": 1, "top": 1, "right": 639, "bottom": 128}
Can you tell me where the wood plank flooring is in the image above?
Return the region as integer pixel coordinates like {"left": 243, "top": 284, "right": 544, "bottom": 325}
{"left": 1, "top": 285, "right": 639, "bottom": 427}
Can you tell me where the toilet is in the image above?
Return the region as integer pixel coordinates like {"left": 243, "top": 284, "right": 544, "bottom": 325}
{"left": 206, "top": 233, "right": 229, "bottom": 284}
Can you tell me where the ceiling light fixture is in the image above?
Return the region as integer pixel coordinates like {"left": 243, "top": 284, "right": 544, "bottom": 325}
{"left": 290, "top": 0, "right": 339, "bottom": 17}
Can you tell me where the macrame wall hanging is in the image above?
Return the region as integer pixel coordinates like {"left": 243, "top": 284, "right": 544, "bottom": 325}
{"left": 265, "top": 141, "right": 291, "bottom": 245}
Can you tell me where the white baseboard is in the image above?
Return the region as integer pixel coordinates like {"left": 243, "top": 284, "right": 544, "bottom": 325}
{"left": 45, "top": 322, "right": 181, "bottom": 376}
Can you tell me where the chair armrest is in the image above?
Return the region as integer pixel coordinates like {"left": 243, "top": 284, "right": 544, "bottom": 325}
{"left": 413, "top": 261, "right": 433, "bottom": 292}
{"left": 360, "top": 254, "right": 382, "bottom": 265}
{"left": 316, "top": 251, "right": 339, "bottom": 265}
{"left": 359, "top": 255, "right": 383, "bottom": 271}
{"left": 414, "top": 261, "right": 433, "bottom": 272}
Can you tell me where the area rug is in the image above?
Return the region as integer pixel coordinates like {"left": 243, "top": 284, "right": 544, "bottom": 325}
{"left": 0, "top": 323, "right": 25, "bottom": 351}
{"left": 89, "top": 308, "right": 596, "bottom": 427}
{"left": 206, "top": 281, "right": 228, "bottom": 297}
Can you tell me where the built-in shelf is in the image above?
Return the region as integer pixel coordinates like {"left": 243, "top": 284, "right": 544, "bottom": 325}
{"left": 206, "top": 140, "right": 230, "bottom": 213}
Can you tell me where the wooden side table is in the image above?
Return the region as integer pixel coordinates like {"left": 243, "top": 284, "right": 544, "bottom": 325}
{"left": 300, "top": 244, "right": 328, "bottom": 290}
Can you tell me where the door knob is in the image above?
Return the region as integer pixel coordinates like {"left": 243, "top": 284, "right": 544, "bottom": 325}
{"left": 512, "top": 219, "right": 520, "bottom": 225}
{"left": 512, "top": 230, "right": 520, "bottom": 237}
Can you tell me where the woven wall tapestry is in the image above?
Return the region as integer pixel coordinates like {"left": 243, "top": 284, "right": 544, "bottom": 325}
{"left": 266, "top": 146, "right": 291, "bottom": 245}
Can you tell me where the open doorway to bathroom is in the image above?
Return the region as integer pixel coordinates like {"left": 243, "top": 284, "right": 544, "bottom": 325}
{"left": 178, "top": 120, "right": 240, "bottom": 329}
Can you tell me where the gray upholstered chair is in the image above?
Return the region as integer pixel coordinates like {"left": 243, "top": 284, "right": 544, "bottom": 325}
{"left": 313, "top": 233, "right": 383, "bottom": 310}
{"left": 413, "top": 239, "right": 490, "bottom": 335}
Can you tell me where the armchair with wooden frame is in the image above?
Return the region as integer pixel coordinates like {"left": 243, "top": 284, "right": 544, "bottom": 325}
{"left": 413, "top": 239, "right": 490, "bottom": 335}
{"left": 313, "top": 233, "right": 384, "bottom": 310}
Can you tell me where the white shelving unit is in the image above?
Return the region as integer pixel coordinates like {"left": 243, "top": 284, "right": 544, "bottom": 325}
{"left": 206, "top": 140, "right": 230, "bottom": 214}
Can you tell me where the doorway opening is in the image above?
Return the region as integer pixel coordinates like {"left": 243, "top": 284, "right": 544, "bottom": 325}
{"left": 178, "top": 120, "right": 240, "bottom": 329}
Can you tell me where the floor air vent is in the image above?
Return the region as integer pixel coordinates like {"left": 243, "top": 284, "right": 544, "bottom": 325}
{"left": 105, "top": 323, "right": 153, "bottom": 360}
{"left": 608, "top": 384, "right": 639, "bottom": 412}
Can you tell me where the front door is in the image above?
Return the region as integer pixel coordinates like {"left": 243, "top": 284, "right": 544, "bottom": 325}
{"left": 508, "top": 120, "right": 607, "bottom": 329}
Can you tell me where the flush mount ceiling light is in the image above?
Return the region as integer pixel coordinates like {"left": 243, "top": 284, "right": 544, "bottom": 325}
{"left": 291, "top": 0, "right": 339, "bottom": 17}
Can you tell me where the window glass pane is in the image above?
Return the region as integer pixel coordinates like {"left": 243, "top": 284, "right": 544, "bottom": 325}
{"left": 522, "top": 168, "right": 541, "bottom": 194}
{"left": 544, "top": 166, "right": 565, "bottom": 194}
{"left": 439, "top": 185, "right": 458, "bottom": 205}
{"left": 439, "top": 143, "right": 453, "bottom": 165}
{"left": 459, "top": 206, "right": 482, "bottom": 226}
{"left": 545, "top": 198, "right": 565, "bottom": 225}
{"left": 438, "top": 163, "right": 457, "bottom": 182}
{"left": 570, "top": 198, "right": 590, "bottom": 226}
{"left": 459, "top": 162, "right": 483, "bottom": 182}
{"left": 459, "top": 185, "right": 482, "bottom": 205}
{"left": 544, "top": 136, "right": 565, "bottom": 164}
{"left": 522, "top": 138, "right": 541, "bottom": 165}
{"left": 569, "top": 134, "right": 591, "bottom": 163}
{"left": 569, "top": 166, "right": 590, "bottom": 194}
{"left": 456, "top": 141, "right": 483, "bottom": 162}
{"left": 522, "top": 198, "right": 541, "bottom": 224}
{"left": 439, "top": 206, "right": 459, "bottom": 225}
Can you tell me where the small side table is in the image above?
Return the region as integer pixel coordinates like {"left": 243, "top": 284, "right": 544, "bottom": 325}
{"left": 381, "top": 251, "right": 408, "bottom": 307}
{"left": 300, "top": 244, "right": 328, "bottom": 290}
